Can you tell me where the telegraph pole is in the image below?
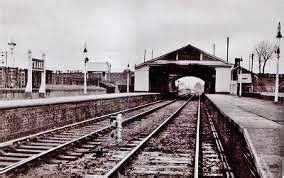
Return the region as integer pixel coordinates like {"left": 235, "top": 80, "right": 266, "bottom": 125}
{"left": 226, "top": 37, "right": 229, "bottom": 62}
{"left": 249, "top": 54, "right": 251, "bottom": 72}
{"left": 251, "top": 53, "right": 254, "bottom": 72}
{"left": 126, "top": 63, "right": 130, "bottom": 93}
{"left": 144, "top": 49, "right": 146, "bottom": 63}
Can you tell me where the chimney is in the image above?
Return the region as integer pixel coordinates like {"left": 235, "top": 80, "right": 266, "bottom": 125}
{"left": 235, "top": 58, "right": 241, "bottom": 67}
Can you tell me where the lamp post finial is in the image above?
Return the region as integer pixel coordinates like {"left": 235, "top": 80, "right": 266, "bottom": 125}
{"left": 277, "top": 22, "right": 282, "bottom": 39}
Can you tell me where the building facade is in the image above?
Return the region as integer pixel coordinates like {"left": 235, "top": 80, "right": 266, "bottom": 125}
{"left": 0, "top": 67, "right": 26, "bottom": 88}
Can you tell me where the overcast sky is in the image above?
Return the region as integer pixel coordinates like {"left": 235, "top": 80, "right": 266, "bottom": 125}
{"left": 0, "top": 0, "right": 283, "bottom": 73}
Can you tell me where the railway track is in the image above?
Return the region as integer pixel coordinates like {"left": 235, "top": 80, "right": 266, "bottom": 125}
{"left": 0, "top": 99, "right": 174, "bottom": 175}
{"left": 2, "top": 96, "right": 234, "bottom": 177}
{"left": 105, "top": 97, "right": 195, "bottom": 177}
{"left": 201, "top": 102, "right": 234, "bottom": 177}
{"left": 13, "top": 99, "right": 186, "bottom": 176}
{"left": 104, "top": 96, "right": 234, "bottom": 177}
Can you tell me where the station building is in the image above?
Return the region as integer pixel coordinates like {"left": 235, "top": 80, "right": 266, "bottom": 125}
{"left": 134, "top": 43, "right": 284, "bottom": 95}
{"left": 134, "top": 44, "right": 233, "bottom": 94}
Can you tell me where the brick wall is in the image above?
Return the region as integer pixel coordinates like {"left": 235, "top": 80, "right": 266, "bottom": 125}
{"left": 0, "top": 94, "right": 161, "bottom": 142}
{"left": 202, "top": 96, "right": 259, "bottom": 178}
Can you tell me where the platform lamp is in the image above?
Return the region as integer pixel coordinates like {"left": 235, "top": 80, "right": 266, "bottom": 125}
{"left": 8, "top": 39, "right": 16, "bottom": 88}
{"left": 8, "top": 39, "right": 16, "bottom": 68}
{"left": 275, "top": 22, "right": 282, "bottom": 103}
{"left": 83, "top": 43, "right": 89, "bottom": 95}
{"left": 126, "top": 63, "right": 130, "bottom": 93}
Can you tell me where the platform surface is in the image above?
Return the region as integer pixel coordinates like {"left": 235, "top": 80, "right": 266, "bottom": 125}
{"left": 0, "top": 92, "right": 158, "bottom": 109}
{"left": 206, "top": 94, "right": 283, "bottom": 178}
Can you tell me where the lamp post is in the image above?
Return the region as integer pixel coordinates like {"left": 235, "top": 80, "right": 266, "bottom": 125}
{"left": 8, "top": 40, "right": 16, "bottom": 88}
{"left": 239, "top": 65, "right": 242, "bottom": 97}
{"left": 126, "top": 64, "right": 130, "bottom": 93}
{"left": 25, "top": 50, "right": 33, "bottom": 98}
{"left": 239, "top": 57, "right": 243, "bottom": 97}
{"left": 83, "top": 44, "right": 89, "bottom": 95}
{"left": 275, "top": 22, "right": 282, "bottom": 103}
{"left": 8, "top": 39, "right": 16, "bottom": 67}
{"left": 39, "top": 53, "right": 46, "bottom": 97}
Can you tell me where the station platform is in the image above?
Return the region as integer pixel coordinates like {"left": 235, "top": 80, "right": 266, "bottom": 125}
{"left": 0, "top": 92, "right": 157, "bottom": 109}
{"left": 0, "top": 92, "right": 161, "bottom": 143}
{"left": 206, "top": 94, "right": 283, "bottom": 177}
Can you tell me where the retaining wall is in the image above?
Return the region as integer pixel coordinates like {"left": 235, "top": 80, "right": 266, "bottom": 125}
{"left": 202, "top": 96, "right": 260, "bottom": 178}
{"left": 0, "top": 93, "right": 161, "bottom": 143}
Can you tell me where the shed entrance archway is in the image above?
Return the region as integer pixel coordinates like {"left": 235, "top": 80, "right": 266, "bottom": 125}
{"left": 134, "top": 43, "right": 233, "bottom": 94}
{"left": 149, "top": 64, "right": 215, "bottom": 93}
{"left": 176, "top": 76, "right": 205, "bottom": 94}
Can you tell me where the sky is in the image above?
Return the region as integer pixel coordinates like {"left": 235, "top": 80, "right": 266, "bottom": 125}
{"left": 0, "top": 0, "right": 283, "bottom": 73}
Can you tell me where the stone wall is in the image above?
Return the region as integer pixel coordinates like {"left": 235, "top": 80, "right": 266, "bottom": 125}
{"left": 202, "top": 96, "right": 259, "bottom": 178}
{"left": 0, "top": 93, "right": 161, "bottom": 143}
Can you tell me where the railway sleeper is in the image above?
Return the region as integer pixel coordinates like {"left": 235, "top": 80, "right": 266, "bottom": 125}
{"left": 29, "top": 142, "right": 59, "bottom": 147}
{"left": 0, "top": 156, "right": 23, "bottom": 162}
{"left": 14, "top": 149, "right": 43, "bottom": 154}
{"left": 18, "top": 145, "right": 54, "bottom": 150}
{"left": 36, "top": 139, "right": 67, "bottom": 144}
{"left": 56, "top": 155, "right": 78, "bottom": 161}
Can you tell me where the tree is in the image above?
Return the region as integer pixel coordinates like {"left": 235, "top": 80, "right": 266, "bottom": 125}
{"left": 254, "top": 43, "right": 264, "bottom": 73}
{"left": 261, "top": 42, "right": 277, "bottom": 73}
{"left": 254, "top": 41, "right": 277, "bottom": 74}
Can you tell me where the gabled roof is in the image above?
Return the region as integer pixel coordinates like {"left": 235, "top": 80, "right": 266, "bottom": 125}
{"left": 135, "top": 43, "right": 234, "bottom": 69}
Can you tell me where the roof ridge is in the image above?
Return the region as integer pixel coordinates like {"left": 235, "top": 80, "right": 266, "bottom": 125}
{"left": 135, "top": 43, "right": 234, "bottom": 68}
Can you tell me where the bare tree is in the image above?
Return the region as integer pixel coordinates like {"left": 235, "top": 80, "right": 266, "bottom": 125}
{"left": 261, "top": 41, "right": 277, "bottom": 73}
{"left": 254, "top": 41, "right": 277, "bottom": 74}
{"left": 254, "top": 43, "right": 264, "bottom": 73}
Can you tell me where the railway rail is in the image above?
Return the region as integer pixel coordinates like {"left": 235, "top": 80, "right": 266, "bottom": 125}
{"left": 0, "top": 99, "right": 174, "bottom": 175}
